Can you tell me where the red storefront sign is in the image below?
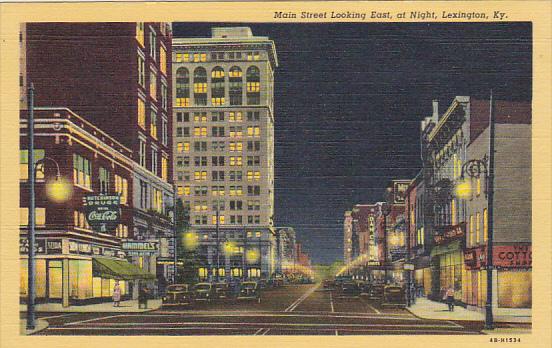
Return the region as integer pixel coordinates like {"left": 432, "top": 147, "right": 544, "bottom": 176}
{"left": 464, "top": 245, "right": 532, "bottom": 269}
{"left": 494, "top": 245, "right": 532, "bottom": 268}
{"left": 434, "top": 223, "right": 465, "bottom": 245}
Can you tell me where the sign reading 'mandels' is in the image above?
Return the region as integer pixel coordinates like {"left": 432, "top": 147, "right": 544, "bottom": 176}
{"left": 83, "top": 194, "right": 121, "bottom": 233}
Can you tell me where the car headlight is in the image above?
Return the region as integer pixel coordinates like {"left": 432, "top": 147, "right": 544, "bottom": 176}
{"left": 163, "top": 297, "right": 167, "bottom": 301}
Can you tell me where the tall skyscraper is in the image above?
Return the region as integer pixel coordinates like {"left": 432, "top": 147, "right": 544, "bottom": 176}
{"left": 172, "top": 27, "right": 278, "bottom": 279}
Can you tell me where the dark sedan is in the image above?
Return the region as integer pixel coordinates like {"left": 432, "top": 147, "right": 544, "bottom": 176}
{"left": 341, "top": 281, "right": 361, "bottom": 296}
{"left": 193, "top": 282, "right": 215, "bottom": 303}
{"left": 162, "top": 284, "right": 194, "bottom": 307}
{"left": 237, "top": 281, "right": 261, "bottom": 303}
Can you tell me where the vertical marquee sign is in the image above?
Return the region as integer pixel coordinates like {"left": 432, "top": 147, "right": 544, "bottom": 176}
{"left": 83, "top": 194, "right": 121, "bottom": 233}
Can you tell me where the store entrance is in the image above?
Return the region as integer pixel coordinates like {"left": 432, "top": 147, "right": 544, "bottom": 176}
{"left": 46, "top": 259, "right": 63, "bottom": 300}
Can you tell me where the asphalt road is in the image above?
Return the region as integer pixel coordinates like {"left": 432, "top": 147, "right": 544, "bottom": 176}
{"left": 33, "top": 284, "right": 486, "bottom": 335}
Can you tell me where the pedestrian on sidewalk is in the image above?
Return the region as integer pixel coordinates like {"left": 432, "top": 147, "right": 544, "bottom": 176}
{"left": 444, "top": 286, "right": 455, "bottom": 311}
{"left": 138, "top": 283, "right": 149, "bottom": 309}
{"left": 112, "top": 280, "right": 121, "bottom": 307}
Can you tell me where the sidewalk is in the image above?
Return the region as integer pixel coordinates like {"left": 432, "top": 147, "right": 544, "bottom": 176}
{"left": 20, "top": 319, "right": 49, "bottom": 335}
{"left": 20, "top": 299, "right": 162, "bottom": 313}
{"left": 407, "top": 297, "right": 532, "bottom": 326}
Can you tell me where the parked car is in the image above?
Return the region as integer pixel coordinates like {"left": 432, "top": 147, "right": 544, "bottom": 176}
{"left": 368, "top": 284, "right": 385, "bottom": 300}
{"left": 359, "top": 281, "right": 371, "bottom": 296}
{"left": 322, "top": 279, "right": 336, "bottom": 289}
{"left": 213, "top": 282, "right": 231, "bottom": 300}
{"left": 237, "top": 281, "right": 261, "bottom": 303}
{"left": 162, "top": 284, "right": 194, "bottom": 307}
{"left": 193, "top": 282, "right": 215, "bottom": 303}
{"left": 383, "top": 285, "right": 406, "bottom": 305}
{"left": 341, "top": 281, "right": 361, "bottom": 296}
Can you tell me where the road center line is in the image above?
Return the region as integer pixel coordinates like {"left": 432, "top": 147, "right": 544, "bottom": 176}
{"left": 285, "top": 284, "right": 320, "bottom": 312}
{"left": 329, "top": 291, "right": 335, "bottom": 313}
{"left": 254, "top": 328, "right": 264, "bottom": 335}
{"left": 64, "top": 314, "right": 128, "bottom": 326}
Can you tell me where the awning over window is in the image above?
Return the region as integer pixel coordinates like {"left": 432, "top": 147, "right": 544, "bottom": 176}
{"left": 430, "top": 240, "right": 462, "bottom": 258}
{"left": 92, "top": 257, "right": 155, "bottom": 280}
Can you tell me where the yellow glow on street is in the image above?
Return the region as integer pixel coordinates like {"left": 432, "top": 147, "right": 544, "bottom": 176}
{"left": 45, "top": 177, "right": 72, "bottom": 203}
{"left": 455, "top": 180, "right": 472, "bottom": 199}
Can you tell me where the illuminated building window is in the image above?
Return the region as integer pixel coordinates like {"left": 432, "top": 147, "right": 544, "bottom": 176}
{"left": 230, "top": 156, "right": 242, "bottom": 166}
{"left": 137, "top": 98, "right": 146, "bottom": 129}
{"left": 20, "top": 149, "right": 44, "bottom": 180}
{"left": 150, "top": 110, "right": 157, "bottom": 139}
{"left": 73, "top": 153, "right": 91, "bottom": 189}
{"left": 193, "top": 127, "right": 207, "bottom": 137}
{"left": 194, "top": 112, "right": 208, "bottom": 122}
{"left": 161, "top": 156, "right": 168, "bottom": 181}
{"left": 476, "top": 212, "right": 481, "bottom": 244}
{"left": 229, "top": 111, "right": 243, "bottom": 122}
{"left": 255, "top": 231, "right": 262, "bottom": 237}
{"left": 136, "top": 22, "right": 144, "bottom": 47}
{"left": 483, "top": 208, "right": 488, "bottom": 242}
{"left": 114, "top": 175, "right": 128, "bottom": 204}
{"left": 20, "top": 207, "right": 46, "bottom": 226}
{"left": 229, "top": 66, "right": 243, "bottom": 105}
{"left": 175, "top": 67, "right": 190, "bottom": 107}
{"left": 153, "top": 188, "right": 163, "bottom": 213}
{"left": 116, "top": 224, "right": 128, "bottom": 238}
{"left": 160, "top": 46, "right": 167, "bottom": 75}
{"left": 193, "top": 67, "right": 207, "bottom": 105}
{"left": 177, "top": 142, "right": 190, "bottom": 153}
{"left": 246, "top": 66, "right": 260, "bottom": 105}
{"left": 149, "top": 70, "right": 157, "bottom": 100}
{"left": 183, "top": 186, "right": 190, "bottom": 196}
{"left": 476, "top": 177, "right": 481, "bottom": 196}
{"left": 469, "top": 215, "right": 474, "bottom": 246}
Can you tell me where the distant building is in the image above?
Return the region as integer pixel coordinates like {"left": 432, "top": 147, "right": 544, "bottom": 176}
{"left": 276, "top": 227, "right": 296, "bottom": 272}
{"left": 171, "top": 27, "right": 278, "bottom": 279}
{"left": 343, "top": 211, "right": 353, "bottom": 264}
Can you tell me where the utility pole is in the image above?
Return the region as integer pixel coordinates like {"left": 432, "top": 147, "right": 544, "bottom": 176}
{"left": 485, "top": 90, "right": 495, "bottom": 330}
{"left": 216, "top": 204, "right": 220, "bottom": 281}
{"left": 26, "top": 83, "right": 36, "bottom": 330}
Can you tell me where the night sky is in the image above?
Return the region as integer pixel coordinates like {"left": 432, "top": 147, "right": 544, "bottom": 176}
{"left": 173, "top": 22, "right": 532, "bottom": 264}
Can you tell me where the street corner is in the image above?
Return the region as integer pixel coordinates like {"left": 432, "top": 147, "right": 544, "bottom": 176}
{"left": 20, "top": 319, "right": 49, "bottom": 336}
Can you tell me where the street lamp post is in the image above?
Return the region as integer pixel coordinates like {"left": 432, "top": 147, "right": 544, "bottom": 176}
{"left": 459, "top": 91, "right": 495, "bottom": 330}
{"left": 26, "top": 84, "right": 69, "bottom": 329}
{"left": 215, "top": 204, "right": 220, "bottom": 281}
{"left": 381, "top": 202, "right": 391, "bottom": 283}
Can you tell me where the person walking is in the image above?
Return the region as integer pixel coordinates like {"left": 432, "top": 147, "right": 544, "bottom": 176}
{"left": 444, "top": 286, "right": 455, "bottom": 311}
{"left": 112, "top": 280, "right": 121, "bottom": 307}
{"left": 138, "top": 283, "right": 147, "bottom": 309}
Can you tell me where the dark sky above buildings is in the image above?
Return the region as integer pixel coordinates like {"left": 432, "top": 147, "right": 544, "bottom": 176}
{"left": 173, "top": 22, "right": 532, "bottom": 264}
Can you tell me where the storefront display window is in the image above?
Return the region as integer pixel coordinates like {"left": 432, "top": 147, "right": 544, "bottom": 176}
{"left": 48, "top": 260, "right": 63, "bottom": 299}
{"left": 498, "top": 270, "right": 531, "bottom": 308}
{"left": 439, "top": 251, "right": 463, "bottom": 300}
{"left": 69, "top": 259, "right": 93, "bottom": 300}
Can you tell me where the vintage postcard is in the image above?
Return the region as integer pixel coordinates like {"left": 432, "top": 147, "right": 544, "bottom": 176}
{"left": 0, "top": 1, "right": 550, "bottom": 347}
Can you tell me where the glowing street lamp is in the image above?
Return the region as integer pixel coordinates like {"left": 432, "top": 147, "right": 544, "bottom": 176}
{"left": 455, "top": 179, "right": 472, "bottom": 200}
{"left": 26, "top": 83, "right": 73, "bottom": 331}
{"left": 182, "top": 230, "right": 199, "bottom": 251}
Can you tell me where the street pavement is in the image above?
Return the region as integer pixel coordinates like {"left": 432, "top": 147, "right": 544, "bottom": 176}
{"left": 28, "top": 283, "right": 496, "bottom": 335}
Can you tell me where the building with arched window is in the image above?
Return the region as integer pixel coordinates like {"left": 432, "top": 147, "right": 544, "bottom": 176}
{"left": 172, "top": 27, "right": 278, "bottom": 280}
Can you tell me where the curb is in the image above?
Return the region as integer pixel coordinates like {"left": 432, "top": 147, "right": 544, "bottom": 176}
{"left": 22, "top": 319, "right": 49, "bottom": 336}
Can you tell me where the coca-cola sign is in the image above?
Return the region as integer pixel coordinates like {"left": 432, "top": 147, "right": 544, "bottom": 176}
{"left": 83, "top": 194, "right": 121, "bottom": 233}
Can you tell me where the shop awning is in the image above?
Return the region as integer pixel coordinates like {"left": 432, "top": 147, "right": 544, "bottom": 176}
{"left": 430, "top": 240, "right": 462, "bottom": 258}
{"left": 92, "top": 257, "right": 155, "bottom": 280}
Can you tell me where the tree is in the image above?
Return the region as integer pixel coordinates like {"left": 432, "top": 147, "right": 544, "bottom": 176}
{"left": 174, "top": 198, "right": 200, "bottom": 284}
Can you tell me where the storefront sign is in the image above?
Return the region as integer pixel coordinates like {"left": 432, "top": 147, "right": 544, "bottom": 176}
{"left": 465, "top": 245, "right": 532, "bottom": 269}
{"left": 434, "top": 223, "right": 465, "bottom": 245}
{"left": 78, "top": 243, "right": 92, "bottom": 254}
{"left": 20, "top": 238, "right": 46, "bottom": 254}
{"left": 83, "top": 194, "right": 121, "bottom": 233}
{"left": 393, "top": 181, "right": 409, "bottom": 204}
{"left": 494, "top": 245, "right": 532, "bottom": 268}
{"left": 122, "top": 241, "right": 158, "bottom": 251}
{"left": 46, "top": 239, "right": 63, "bottom": 254}
{"left": 404, "top": 263, "right": 415, "bottom": 270}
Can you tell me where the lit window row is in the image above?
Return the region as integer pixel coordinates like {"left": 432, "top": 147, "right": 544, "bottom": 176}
{"left": 229, "top": 142, "right": 243, "bottom": 152}
{"left": 229, "top": 156, "right": 243, "bottom": 166}
{"left": 194, "top": 127, "right": 208, "bottom": 137}
{"left": 246, "top": 171, "right": 261, "bottom": 181}
{"left": 247, "top": 126, "right": 260, "bottom": 137}
{"left": 468, "top": 209, "right": 488, "bottom": 247}
{"left": 176, "top": 142, "right": 190, "bottom": 153}
{"left": 74, "top": 210, "right": 90, "bottom": 230}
